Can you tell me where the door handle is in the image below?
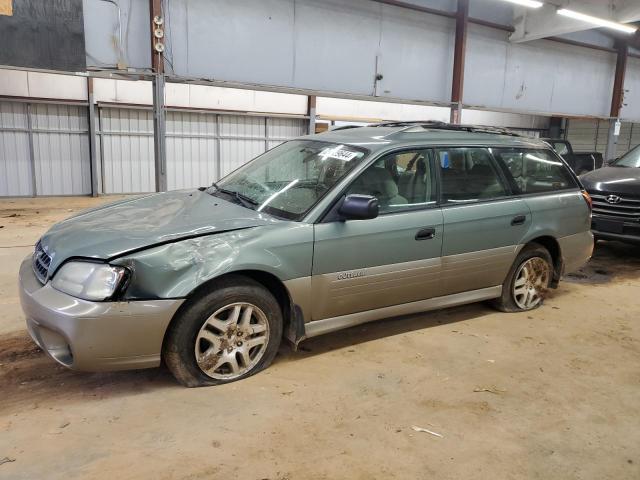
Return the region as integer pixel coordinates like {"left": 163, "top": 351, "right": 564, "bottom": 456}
{"left": 511, "top": 215, "right": 527, "bottom": 226}
{"left": 415, "top": 227, "right": 436, "bottom": 240}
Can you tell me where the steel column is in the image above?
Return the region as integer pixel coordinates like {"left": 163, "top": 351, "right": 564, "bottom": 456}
{"left": 450, "top": 0, "right": 469, "bottom": 124}
{"left": 87, "top": 78, "right": 99, "bottom": 196}
{"left": 25, "top": 103, "right": 37, "bottom": 196}
{"left": 606, "top": 43, "right": 629, "bottom": 161}
{"left": 307, "top": 95, "right": 317, "bottom": 134}
{"left": 150, "top": 0, "right": 167, "bottom": 191}
{"left": 152, "top": 73, "right": 167, "bottom": 191}
{"left": 611, "top": 43, "right": 628, "bottom": 118}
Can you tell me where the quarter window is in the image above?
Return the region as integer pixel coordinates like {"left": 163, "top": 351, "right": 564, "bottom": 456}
{"left": 345, "top": 149, "right": 436, "bottom": 214}
{"left": 437, "top": 147, "right": 508, "bottom": 203}
{"left": 493, "top": 148, "right": 577, "bottom": 194}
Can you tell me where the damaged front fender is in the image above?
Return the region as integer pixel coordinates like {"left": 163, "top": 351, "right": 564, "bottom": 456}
{"left": 111, "top": 223, "right": 314, "bottom": 301}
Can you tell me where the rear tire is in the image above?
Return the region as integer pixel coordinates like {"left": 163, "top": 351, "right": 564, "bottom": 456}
{"left": 491, "top": 244, "right": 553, "bottom": 313}
{"left": 163, "top": 275, "right": 283, "bottom": 387}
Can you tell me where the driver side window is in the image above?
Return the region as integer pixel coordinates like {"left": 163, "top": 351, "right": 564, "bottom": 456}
{"left": 346, "top": 149, "right": 436, "bottom": 214}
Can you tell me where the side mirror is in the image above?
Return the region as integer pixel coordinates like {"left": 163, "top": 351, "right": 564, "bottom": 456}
{"left": 338, "top": 194, "right": 379, "bottom": 220}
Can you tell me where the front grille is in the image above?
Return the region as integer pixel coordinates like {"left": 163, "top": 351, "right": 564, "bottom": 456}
{"left": 590, "top": 193, "right": 640, "bottom": 222}
{"left": 32, "top": 241, "right": 52, "bottom": 284}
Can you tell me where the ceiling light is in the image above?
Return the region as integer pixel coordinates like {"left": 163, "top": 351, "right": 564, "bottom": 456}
{"left": 557, "top": 8, "right": 637, "bottom": 34}
{"left": 499, "top": 0, "right": 544, "bottom": 8}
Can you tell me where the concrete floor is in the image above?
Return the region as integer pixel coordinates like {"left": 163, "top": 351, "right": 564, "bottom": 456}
{"left": 0, "top": 197, "right": 639, "bottom": 480}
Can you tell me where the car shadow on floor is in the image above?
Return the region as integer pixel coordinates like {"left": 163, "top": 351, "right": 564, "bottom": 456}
{"left": 281, "top": 301, "right": 494, "bottom": 361}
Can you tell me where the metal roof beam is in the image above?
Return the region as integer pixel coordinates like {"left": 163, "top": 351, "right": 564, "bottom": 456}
{"left": 510, "top": 1, "right": 639, "bottom": 43}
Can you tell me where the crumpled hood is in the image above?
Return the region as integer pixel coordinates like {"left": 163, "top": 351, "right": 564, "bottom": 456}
{"left": 580, "top": 166, "right": 640, "bottom": 195}
{"left": 40, "top": 190, "right": 280, "bottom": 272}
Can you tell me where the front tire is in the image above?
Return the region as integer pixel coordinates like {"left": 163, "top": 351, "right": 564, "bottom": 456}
{"left": 163, "top": 276, "right": 283, "bottom": 387}
{"left": 492, "top": 244, "right": 553, "bottom": 313}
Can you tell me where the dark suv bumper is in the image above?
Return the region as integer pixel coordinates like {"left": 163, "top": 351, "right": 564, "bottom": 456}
{"left": 592, "top": 216, "right": 640, "bottom": 245}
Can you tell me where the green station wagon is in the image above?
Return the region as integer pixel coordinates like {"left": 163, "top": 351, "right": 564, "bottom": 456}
{"left": 19, "top": 122, "right": 594, "bottom": 387}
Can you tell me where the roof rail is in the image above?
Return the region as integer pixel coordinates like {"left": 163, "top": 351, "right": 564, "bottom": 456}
{"left": 367, "top": 121, "right": 522, "bottom": 137}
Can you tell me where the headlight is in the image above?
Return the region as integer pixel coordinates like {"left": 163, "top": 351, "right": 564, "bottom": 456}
{"left": 51, "top": 261, "right": 128, "bottom": 301}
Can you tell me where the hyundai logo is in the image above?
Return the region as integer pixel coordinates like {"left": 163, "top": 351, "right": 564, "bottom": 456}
{"left": 606, "top": 195, "right": 622, "bottom": 204}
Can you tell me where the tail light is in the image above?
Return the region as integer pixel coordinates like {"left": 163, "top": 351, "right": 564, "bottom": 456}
{"left": 581, "top": 190, "right": 592, "bottom": 211}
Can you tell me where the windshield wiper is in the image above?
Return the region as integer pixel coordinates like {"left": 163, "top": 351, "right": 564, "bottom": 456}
{"left": 216, "top": 187, "right": 258, "bottom": 210}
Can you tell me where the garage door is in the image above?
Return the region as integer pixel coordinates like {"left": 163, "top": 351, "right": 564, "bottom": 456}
{"left": 0, "top": 101, "right": 91, "bottom": 197}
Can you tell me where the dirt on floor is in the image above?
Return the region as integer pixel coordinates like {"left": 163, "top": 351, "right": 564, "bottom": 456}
{"left": 0, "top": 197, "right": 639, "bottom": 480}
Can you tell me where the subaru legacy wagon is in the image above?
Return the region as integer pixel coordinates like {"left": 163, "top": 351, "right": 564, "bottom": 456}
{"left": 19, "top": 122, "right": 594, "bottom": 387}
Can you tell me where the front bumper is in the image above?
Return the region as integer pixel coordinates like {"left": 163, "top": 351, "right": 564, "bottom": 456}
{"left": 18, "top": 256, "right": 184, "bottom": 371}
{"left": 592, "top": 215, "right": 640, "bottom": 245}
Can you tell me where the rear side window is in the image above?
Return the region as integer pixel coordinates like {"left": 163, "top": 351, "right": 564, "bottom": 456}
{"left": 493, "top": 148, "right": 577, "bottom": 194}
{"left": 436, "top": 147, "right": 508, "bottom": 203}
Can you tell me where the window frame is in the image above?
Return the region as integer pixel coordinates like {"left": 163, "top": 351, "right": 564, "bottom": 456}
{"left": 434, "top": 146, "right": 515, "bottom": 207}
{"left": 490, "top": 146, "right": 581, "bottom": 197}
{"left": 318, "top": 146, "right": 440, "bottom": 223}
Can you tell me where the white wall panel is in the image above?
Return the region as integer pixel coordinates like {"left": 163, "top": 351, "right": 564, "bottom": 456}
{"left": 621, "top": 57, "right": 640, "bottom": 122}
{"left": 0, "top": 70, "right": 86, "bottom": 100}
{"left": 316, "top": 97, "right": 450, "bottom": 122}
{"left": 376, "top": 4, "right": 454, "bottom": 101}
{"left": 92, "top": 78, "right": 307, "bottom": 115}
{"left": 27, "top": 73, "right": 87, "bottom": 101}
{"left": 0, "top": 102, "right": 32, "bottom": 196}
{"left": 0, "top": 70, "right": 29, "bottom": 97}
{"left": 465, "top": 25, "right": 615, "bottom": 117}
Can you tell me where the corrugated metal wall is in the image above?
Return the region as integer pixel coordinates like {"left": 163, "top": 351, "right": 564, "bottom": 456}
{"left": 566, "top": 119, "right": 640, "bottom": 158}
{"left": 0, "top": 100, "right": 91, "bottom": 197}
{"left": 31, "top": 104, "right": 91, "bottom": 195}
{"left": 0, "top": 102, "right": 32, "bottom": 196}
{"left": 98, "top": 106, "right": 307, "bottom": 193}
{"left": 98, "top": 107, "right": 155, "bottom": 194}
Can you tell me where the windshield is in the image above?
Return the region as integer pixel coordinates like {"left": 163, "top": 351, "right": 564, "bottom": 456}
{"left": 612, "top": 146, "right": 640, "bottom": 168}
{"left": 209, "top": 140, "right": 368, "bottom": 220}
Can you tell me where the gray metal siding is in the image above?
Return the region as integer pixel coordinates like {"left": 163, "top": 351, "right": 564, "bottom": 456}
{"left": 166, "top": 111, "right": 218, "bottom": 190}
{"left": 0, "top": 101, "right": 91, "bottom": 197}
{"left": 0, "top": 102, "right": 32, "bottom": 196}
{"left": 566, "top": 118, "right": 640, "bottom": 158}
{"left": 98, "top": 107, "right": 155, "bottom": 194}
{"left": 98, "top": 107, "right": 307, "bottom": 192}
{"left": 31, "top": 104, "right": 91, "bottom": 195}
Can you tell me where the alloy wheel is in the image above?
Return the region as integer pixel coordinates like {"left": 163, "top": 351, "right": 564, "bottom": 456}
{"left": 512, "top": 257, "right": 551, "bottom": 310}
{"left": 194, "top": 302, "right": 270, "bottom": 380}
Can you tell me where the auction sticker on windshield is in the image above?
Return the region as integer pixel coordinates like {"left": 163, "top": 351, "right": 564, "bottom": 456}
{"left": 320, "top": 146, "right": 360, "bottom": 161}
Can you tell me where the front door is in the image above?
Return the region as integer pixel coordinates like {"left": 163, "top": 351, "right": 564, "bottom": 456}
{"left": 436, "top": 146, "right": 531, "bottom": 294}
{"left": 311, "top": 149, "right": 444, "bottom": 321}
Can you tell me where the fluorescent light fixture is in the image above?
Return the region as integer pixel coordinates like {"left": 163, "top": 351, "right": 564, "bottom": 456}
{"left": 557, "top": 8, "right": 637, "bottom": 34}
{"left": 499, "top": 0, "right": 544, "bottom": 8}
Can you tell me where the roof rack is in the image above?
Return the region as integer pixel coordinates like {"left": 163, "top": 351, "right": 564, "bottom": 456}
{"left": 366, "top": 121, "right": 522, "bottom": 137}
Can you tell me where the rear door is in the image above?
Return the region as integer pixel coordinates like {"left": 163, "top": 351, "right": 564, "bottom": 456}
{"left": 311, "top": 149, "right": 444, "bottom": 321}
{"left": 437, "top": 146, "right": 531, "bottom": 295}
